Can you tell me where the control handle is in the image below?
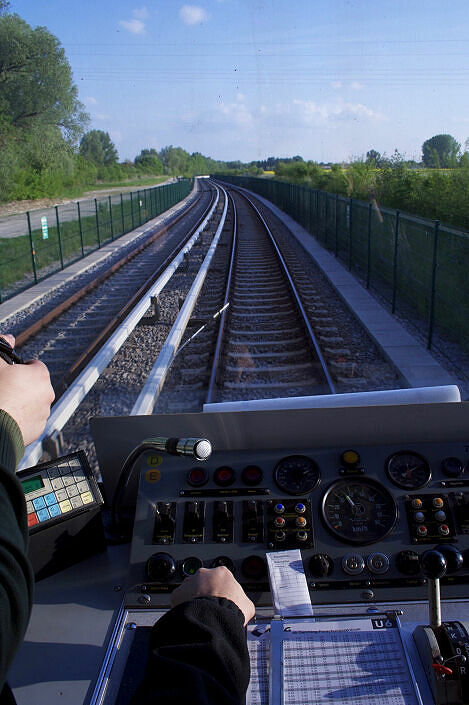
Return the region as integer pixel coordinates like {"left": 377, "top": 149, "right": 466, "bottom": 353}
{"left": 420, "top": 550, "right": 447, "bottom": 629}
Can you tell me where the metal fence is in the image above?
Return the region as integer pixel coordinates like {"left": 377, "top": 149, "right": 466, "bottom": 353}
{"left": 0, "top": 179, "right": 193, "bottom": 303}
{"left": 218, "top": 175, "right": 469, "bottom": 355}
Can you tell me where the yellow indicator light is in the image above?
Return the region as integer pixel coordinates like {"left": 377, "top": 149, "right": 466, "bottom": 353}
{"left": 342, "top": 450, "right": 360, "bottom": 466}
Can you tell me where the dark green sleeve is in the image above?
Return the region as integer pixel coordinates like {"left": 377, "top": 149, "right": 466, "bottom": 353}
{"left": 0, "top": 410, "right": 34, "bottom": 693}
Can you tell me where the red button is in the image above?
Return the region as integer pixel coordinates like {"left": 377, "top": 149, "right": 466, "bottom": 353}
{"left": 214, "top": 466, "right": 235, "bottom": 487}
{"left": 186, "top": 467, "right": 208, "bottom": 487}
{"left": 28, "top": 513, "right": 39, "bottom": 527}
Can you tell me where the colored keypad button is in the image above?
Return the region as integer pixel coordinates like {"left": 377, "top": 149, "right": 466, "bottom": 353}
{"left": 37, "top": 508, "right": 50, "bottom": 522}
{"left": 44, "top": 493, "right": 57, "bottom": 506}
{"left": 49, "top": 504, "right": 61, "bottom": 518}
{"left": 32, "top": 497, "right": 46, "bottom": 511}
{"left": 81, "top": 492, "right": 93, "bottom": 505}
{"left": 55, "top": 489, "right": 68, "bottom": 502}
{"left": 27, "top": 513, "right": 39, "bottom": 527}
{"left": 70, "top": 496, "right": 83, "bottom": 509}
{"left": 59, "top": 499, "right": 72, "bottom": 513}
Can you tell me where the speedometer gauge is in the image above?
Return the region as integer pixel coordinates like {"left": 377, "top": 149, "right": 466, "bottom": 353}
{"left": 273, "top": 455, "right": 320, "bottom": 495}
{"left": 321, "top": 479, "right": 397, "bottom": 545}
{"left": 385, "top": 451, "right": 431, "bottom": 490}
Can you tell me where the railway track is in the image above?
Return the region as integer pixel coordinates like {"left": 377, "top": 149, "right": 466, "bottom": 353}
{"left": 0, "top": 178, "right": 400, "bottom": 473}
{"left": 153, "top": 189, "right": 335, "bottom": 413}
{"left": 14, "top": 180, "right": 215, "bottom": 395}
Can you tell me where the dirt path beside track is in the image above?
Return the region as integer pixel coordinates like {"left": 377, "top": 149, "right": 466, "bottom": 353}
{"left": 0, "top": 178, "right": 173, "bottom": 217}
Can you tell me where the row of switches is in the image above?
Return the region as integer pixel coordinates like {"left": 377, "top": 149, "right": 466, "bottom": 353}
{"left": 152, "top": 500, "right": 264, "bottom": 544}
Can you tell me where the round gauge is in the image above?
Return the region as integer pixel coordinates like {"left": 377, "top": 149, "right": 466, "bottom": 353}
{"left": 321, "top": 478, "right": 397, "bottom": 545}
{"left": 273, "top": 455, "right": 320, "bottom": 495}
{"left": 385, "top": 451, "right": 431, "bottom": 490}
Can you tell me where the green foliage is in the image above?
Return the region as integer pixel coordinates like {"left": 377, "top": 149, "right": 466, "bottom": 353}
{"left": 271, "top": 153, "right": 469, "bottom": 231}
{"left": 0, "top": 14, "right": 88, "bottom": 143}
{"left": 135, "top": 148, "right": 163, "bottom": 174}
{"left": 79, "top": 130, "right": 118, "bottom": 166}
{"left": 0, "top": 12, "right": 89, "bottom": 201}
{"left": 422, "top": 134, "right": 460, "bottom": 168}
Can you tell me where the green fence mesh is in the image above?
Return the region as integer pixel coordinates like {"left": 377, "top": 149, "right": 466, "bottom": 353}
{"left": 0, "top": 179, "right": 193, "bottom": 303}
{"left": 217, "top": 175, "right": 469, "bottom": 355}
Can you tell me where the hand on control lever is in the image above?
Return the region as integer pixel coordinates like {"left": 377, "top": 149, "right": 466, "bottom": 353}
{"left": 170, "top": 566, "right": 255, "bottom": 626}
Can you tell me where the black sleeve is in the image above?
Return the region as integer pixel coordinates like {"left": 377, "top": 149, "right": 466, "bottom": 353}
{"left": 130, "top": 597, "right": 251, "bottom": 705}
{"left": 0, "top": 411, "right": 34, "bottom": 696}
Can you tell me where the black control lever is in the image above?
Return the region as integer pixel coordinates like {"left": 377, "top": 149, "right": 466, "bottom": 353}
{"left": 421, "top": 549, "right": 447, "bottom": 629}
{"left": 414, "top": 549, "right": 469, "bottom": 704}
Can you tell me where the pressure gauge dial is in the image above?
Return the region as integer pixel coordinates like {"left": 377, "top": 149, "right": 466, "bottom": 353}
{"left": 273, "top": 455, "right": 320, "bottom": 495}
{"left": 385, "top": 451, "right": 431, "bottom": 490}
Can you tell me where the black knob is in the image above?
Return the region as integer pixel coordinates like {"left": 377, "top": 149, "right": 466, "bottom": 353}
{"left": 241, "top": 555, "right": 266, "bottom": 579}
{"left": 211, "top": 556, "right": 235, "bottom": 572}
{"left": 146, "top": 552, "right": 176, "bottom": 582}
{"left": 396, "top": 550, "right": 421, "bottom": 576}
{"left": 441, "top": 457, "right": 464, "bottom": 478}
{"left": 309, "top": 553, "right": 333, "bottom": 578}
{"left": 434, "top": 544, "right": 464, "bottom": 573}
{"left": 420, "top": 550, "right": 447, "bottom": 580}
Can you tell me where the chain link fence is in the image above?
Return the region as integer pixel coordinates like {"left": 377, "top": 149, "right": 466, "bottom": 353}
{"left": 0, "top": 179, "right": 193, "bottom": 303}
{"left": 218, "top": 175, "right": 469, "bottom": 356}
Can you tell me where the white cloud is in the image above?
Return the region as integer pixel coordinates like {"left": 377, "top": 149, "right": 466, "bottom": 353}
{"left": 133, "top": 7, "right": 149, "bottom": 20}
{"left": 85, "top": 96, "right": 98, "bottom": 105}
{"left": 331, "top": 81, "right": 342, "bottom": 89}
{"left": 179, "top": 5, "right": 209, "bottom": 25}
{"left": 119, "top": 18, "right": 146, "bottom": 34}
{"left": 350, "top": 81, "right": 364, "bottom": 91}
{"left": 293, "top": 98, "right": 384, "bottom": 124}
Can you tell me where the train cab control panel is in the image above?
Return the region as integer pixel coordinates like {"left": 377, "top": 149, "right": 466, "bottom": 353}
{"left": 118, "top": 408, "right": 469, "bottom": 609}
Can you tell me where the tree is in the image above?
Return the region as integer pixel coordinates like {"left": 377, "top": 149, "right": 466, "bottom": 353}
{"left": 366, "top": 149, "right": 381, "bottom": 166}
{"left": 134, "top": 148, "right": 163, "bottom": 173}
{"left": 79, "top": 130, "right": 118, "bottom": 166}
{"left": 422, "top": 134, "right": 460, "bottom": 168}
{"left": 0, "top": 14, "right": 88, "bottom": 143}
{"left": 159, "top": 145, "right": 191, "bottom": 175}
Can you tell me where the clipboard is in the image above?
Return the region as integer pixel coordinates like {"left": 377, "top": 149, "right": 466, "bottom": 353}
{"left": 268, "top": 614, "right": 423, "bottom": 705}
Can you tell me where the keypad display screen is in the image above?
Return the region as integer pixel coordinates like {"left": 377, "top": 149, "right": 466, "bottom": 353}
{"left": 21, "top": 475, "right": 44, "bottom": 495}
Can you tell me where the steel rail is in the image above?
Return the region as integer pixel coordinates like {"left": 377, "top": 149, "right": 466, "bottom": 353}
{"left": 61, "top": 185, "right": 217, "bottom": 390}
{"left": 130, "top": 184, "right": 229, "bottom": 415}
{"left": 215, "top": 184, "right": 336, "bottom": 395}
{"left": 204, "top": 190, "right": 238, "bottom": 404}
{"left": 19, "top": 184, "right": 221, "bottom": 470}
{"left": 14, "top": 184, "right": 204, "bottom": 349}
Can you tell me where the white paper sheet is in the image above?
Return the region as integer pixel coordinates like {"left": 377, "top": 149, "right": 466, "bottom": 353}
{"left": 266, "top": 550, "right": 313, "bottom": 617}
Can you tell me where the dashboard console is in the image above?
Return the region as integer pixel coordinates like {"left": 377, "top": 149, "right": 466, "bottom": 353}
{"left": 91, "top": 400, "right": 469, "bottom": 610}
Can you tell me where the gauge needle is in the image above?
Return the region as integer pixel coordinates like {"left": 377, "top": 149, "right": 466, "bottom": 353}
{"left": 345, "top": 494, "right": 355, "bottom": 508}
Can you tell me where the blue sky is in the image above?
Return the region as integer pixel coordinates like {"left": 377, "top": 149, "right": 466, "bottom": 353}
{"left": 11, "top": 0, "right": 469, "bottom": 163}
